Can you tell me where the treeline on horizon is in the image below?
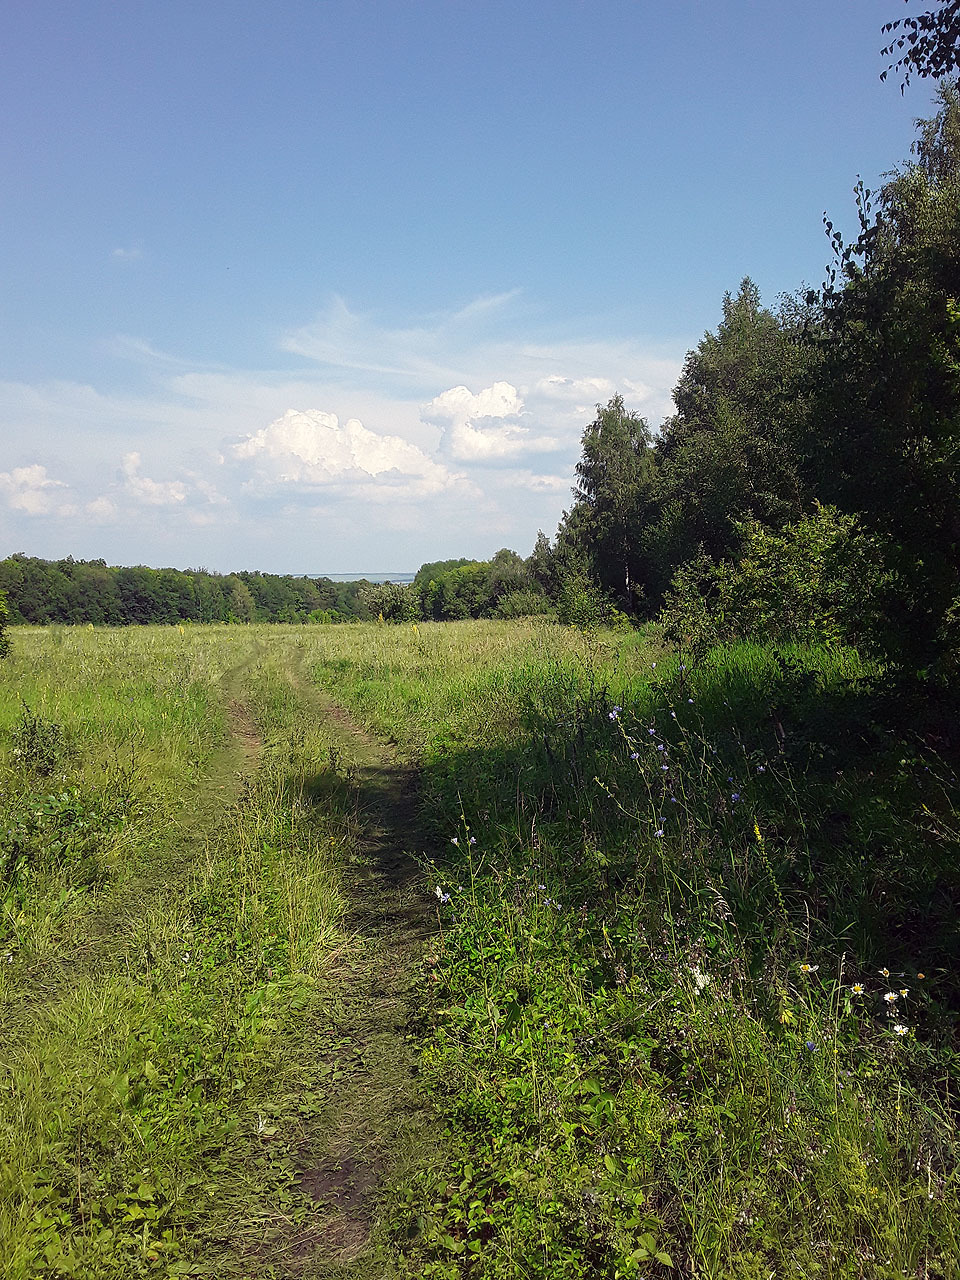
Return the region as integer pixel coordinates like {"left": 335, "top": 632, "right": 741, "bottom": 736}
{"left": 5, "top": 82, "right": 960, "bottom": 677}
{"left": 0, "top": 556, "right": 381, "bottom": 626}
{"left": 0, "top": 552, "right": 553, "bottom": 628}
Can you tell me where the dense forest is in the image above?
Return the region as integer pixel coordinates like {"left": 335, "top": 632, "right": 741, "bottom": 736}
{"left": 0, "top": 553, "right": 549, "bottom": 628}
{"left": 0, "top": 556, "right": 374, "bottom": 626}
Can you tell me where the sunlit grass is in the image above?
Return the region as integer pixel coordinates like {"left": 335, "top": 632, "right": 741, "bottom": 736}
{"left": 2, "top": 619, "right": 957, "bottom": 1276}
{"left": 0, "top": 624, "right": 350, "bottom": 1276}
{"left": 296, "top": 618, "right": 960, "bottom": 1277}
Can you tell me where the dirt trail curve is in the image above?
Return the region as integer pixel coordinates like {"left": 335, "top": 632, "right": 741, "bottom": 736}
{"left": 282, "top": 647, "right": 436, "bottom": 1278}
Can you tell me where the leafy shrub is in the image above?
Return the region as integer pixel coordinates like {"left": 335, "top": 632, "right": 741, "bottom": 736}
{"left": 555, "top": 568, "right": 628, "bottom": 630}
{"left": 660, "top": 504, "right": 887, "bottom": 653}
{"left": 493, "top": 589, "right": 553, "bottom": 619}
{"left": 358, "top": 580, "right": 421, "bottom": 622}
{"left": 0, "top": 787, "right": 123, "bottom": 892}
{"left": 10, "top": 703, "right": 68, "bottom": 775}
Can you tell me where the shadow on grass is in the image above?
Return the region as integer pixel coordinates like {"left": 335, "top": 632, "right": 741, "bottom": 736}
{"left": 403, "top": 644, "right": 960, "bottom": 1006}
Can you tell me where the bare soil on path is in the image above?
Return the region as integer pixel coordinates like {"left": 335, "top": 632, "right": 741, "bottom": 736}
{"left": 266, "top": 653, "right": 436, "bottom": 1278}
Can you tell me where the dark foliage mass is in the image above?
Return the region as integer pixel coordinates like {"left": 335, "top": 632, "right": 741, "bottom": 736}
{"left": 882, "top": 0, "right": 960, "bottom": 87}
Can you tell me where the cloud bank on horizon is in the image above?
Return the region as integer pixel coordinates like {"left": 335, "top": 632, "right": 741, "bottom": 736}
{"left": 0, "top": 293, "right": 684, "bottom": 573}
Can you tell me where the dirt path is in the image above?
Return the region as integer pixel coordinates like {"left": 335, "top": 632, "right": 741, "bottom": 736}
{"left": 280, "top": 651, "right": 436, "bottom": 1277}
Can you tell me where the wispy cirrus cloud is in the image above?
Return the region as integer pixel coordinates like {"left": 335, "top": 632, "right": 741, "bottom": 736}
{"left": 280, "top": 293, "right": 683, "bottom": 431}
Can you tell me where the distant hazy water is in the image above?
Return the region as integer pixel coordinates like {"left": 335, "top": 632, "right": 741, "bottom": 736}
{"left": 299, "top": 572, "right": 416, "bottom": 583}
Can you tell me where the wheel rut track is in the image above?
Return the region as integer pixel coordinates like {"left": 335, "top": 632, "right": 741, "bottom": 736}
{"left": 278, "top": 646, "right": 437, "bottom": 1278}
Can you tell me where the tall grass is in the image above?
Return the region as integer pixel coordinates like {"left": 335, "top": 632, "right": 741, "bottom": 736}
{"left": 0, "top": 625, "right": 350, "bottom": 1276}
{"left": 299, "top": 620, "right": 960, "bottom": 1277}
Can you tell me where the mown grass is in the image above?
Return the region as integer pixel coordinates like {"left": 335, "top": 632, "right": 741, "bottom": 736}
{"left": 0, "top": 625, "right": 355, "bottom": 1277}
{"left": 301, "top": 619, "right": 960, "bottom": 1278}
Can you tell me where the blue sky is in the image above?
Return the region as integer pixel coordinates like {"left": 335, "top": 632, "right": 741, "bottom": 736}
{"left": 0, "top": 0, "right": 941, "bottom": 572}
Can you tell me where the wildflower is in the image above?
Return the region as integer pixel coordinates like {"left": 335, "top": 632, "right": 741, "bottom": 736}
{"left": 883, "top": 991, "right": 898, "bottom": 1004}
{"left": 651, "top": 662, "right": 656, "bottom": 669}
{"left": 805, "top": 1040, "right": 817, "bottom": 1052}
{"left": 451, "top": 836, "right": 459, "bottom": 846}
{"left": 900, "top": 987, "right": 909, "bottom": 997}
{"left": 434, "top": 886, "right": 451, "bottom": 905}
{"left": 917, "top": 972, "right": 925, "bottom": 980}
{"left": 608, "top": 705, "right": 622, "bottom": 721}
{"left": 630, "top": 752, "right": 639, "bottom": 760}
{"left": 647, "top": 727, "right": 656, "bottom": 736}
{"left": 469, "top": 836, "right": 477, "bottom": 846}
{"left": 731, "top": 791, "right": 741, "bottom": 803}
{"left": 756, "top": 765, "right": 766, "bottom": 773}
{"left": 670, "top": 710, "right": 676, "bottom": 719}
{"left": 654, "top": 827, "right": 664, "bottom": 838}
{"left": 679, "top": 664, "right": 686, "bottom": 671}
{"left": 662, "top": 764, "right": 669, "bottom": 772}
{"left": 880, "top": 967, "right": 890, "bottom": 977}
{"left": 851, "top": 982, "right": 865, "bottom": 995}
{"left": 799, "top": 963, "right": 819, "bottom": 974}
{"left": 893, "top": 1024, "right": 909, "bottom": 1037}
{"left": 687, "top": 697, "right": 694, "bottom": 703}
{"left": 691, "top": 966, "right": 710, "bottom": 991}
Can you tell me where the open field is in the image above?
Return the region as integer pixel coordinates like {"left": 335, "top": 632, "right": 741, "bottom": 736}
{"left": 1, "top": 620, "right": 959, "bottom": 1278}
{"left": 0, "top": 625, "right": 430, "bottom": 1278}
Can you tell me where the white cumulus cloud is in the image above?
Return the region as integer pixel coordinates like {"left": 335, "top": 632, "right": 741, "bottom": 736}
{"left": 230, "top": 408, "right": 457, "bottom": 498}
{"left": 85, "top": 496, "right": 118, "bottom": 522}
{"left": 122, "top": 452, "right": 188, "bottom": 506}
{"left": 423, "top": 381, "right": 561, "bottom": 463}
{"left": 0, "top": 464, "right": 69, "bottom": 516}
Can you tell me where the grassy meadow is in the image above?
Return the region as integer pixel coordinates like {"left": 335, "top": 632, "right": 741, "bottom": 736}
{"left": 300, "top": 619, "right": 960, "bottom": 1277}
{"left": 1, "top": 619, "right": 959, "bottom": 1277}
{"left": 0, "top": 626, "right": 365, "bottom": 1277}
